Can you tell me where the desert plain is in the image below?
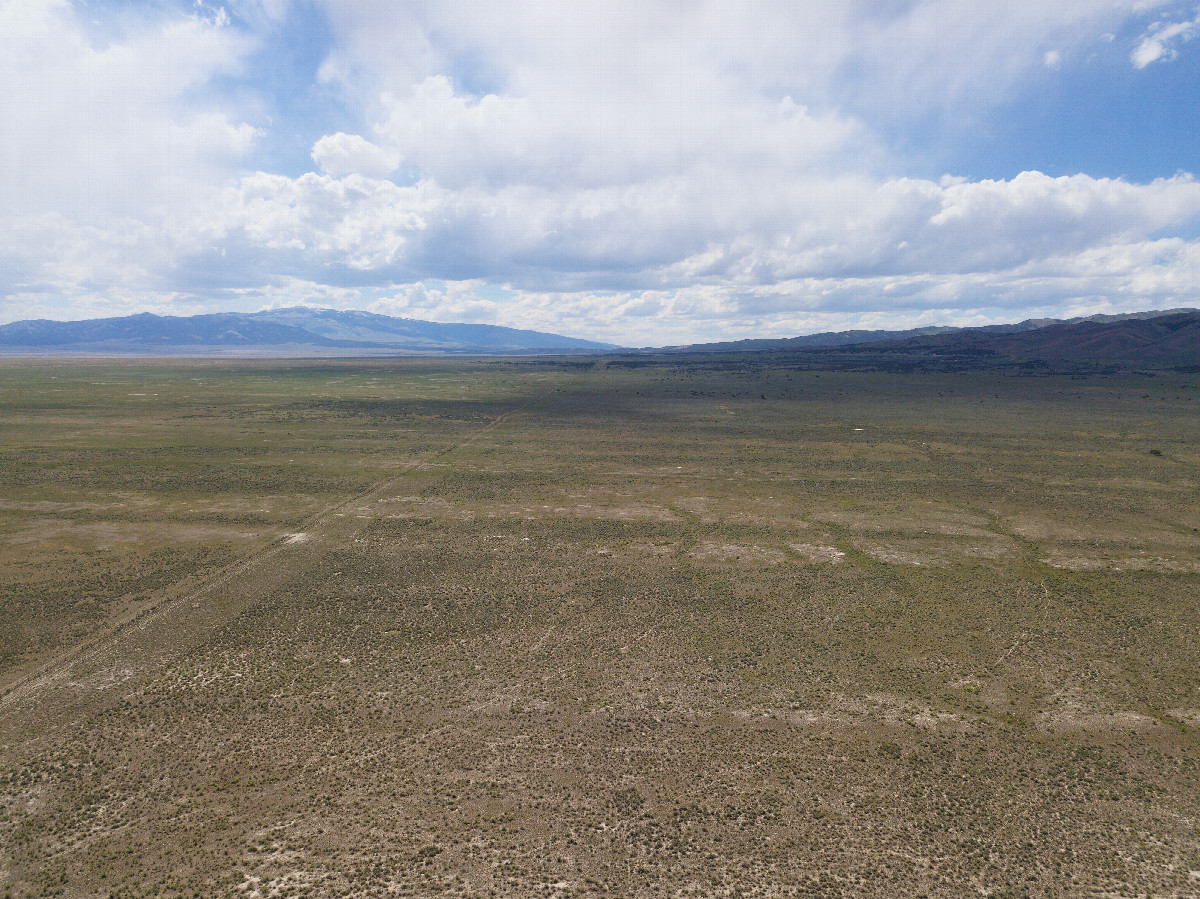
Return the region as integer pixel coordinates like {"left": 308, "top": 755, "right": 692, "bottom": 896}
{"left": 1, "top": 356, "right": 1198, "bottom": 898}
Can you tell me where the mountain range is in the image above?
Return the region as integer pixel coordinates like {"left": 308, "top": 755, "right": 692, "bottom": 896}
{"left": 646, "top": 308, "right": 1200, "bottom": 372}
{"left": 0, "top": 306, "right": 1196, "bottom": 370}
{"left": 0, "top": 308, "right": 615, "bottom": 355}
{"left": 663, "top": 308, "right": 1198, "bottom": 352}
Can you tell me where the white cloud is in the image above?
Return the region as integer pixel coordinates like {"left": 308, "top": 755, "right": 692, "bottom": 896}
{"left": 350, "top": 240, "right": 1200, "bottom": 346}
{"left": 316, "top": 1, "right": 1152, "bottom": 193}
{"left": 229, "top": 0, "right": 294, "bottom": 27}
{"left": 311, "top": 132, "right": 400, "bottom": 177}
{"left": 1131, "top": 9, "right": 1200, "bottom": 66}
{"left": 0, "top": 0, "right": 261, "bottom": 314}
{"left": 0, "top": 0, "right": 257, "bottom": 218}
{"left": 2, "top": 0, "right": 1199, "bottom": 342}
{"left": 159, "top": 167, "right": 1200, "bottom": 341}
{"left": 368, "top": 281, "right": 499, "bottom": 323}
{"left": 204, "top": 172, "right": 432, "bottom": 268}
{"left": 372, "top": 72, "right": 867, "bottom": 190}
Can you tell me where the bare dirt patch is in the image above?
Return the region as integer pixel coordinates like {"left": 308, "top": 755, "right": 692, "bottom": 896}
{"left": 787, "top": 542, "right": 846, "bottom": 564}
{"left": 687, "top": 541, "right": 789, "bottom": 565}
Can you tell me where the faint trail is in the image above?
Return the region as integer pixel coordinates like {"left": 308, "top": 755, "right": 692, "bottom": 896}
{"left": 529, "top": 625, "right": 555, "bottom": 654}
{"left": 994, "top": 633, "right": 1028, "bottom": 667}
{"left": 0, "top": 369, "right": 587, "bottom": 728}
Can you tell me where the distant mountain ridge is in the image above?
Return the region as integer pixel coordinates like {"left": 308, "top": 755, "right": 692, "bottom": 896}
{"left": 890, "top": 308, "right": 1200, "bottom": 370}
{"left": 0, "top": 308, "right": 617, "bottom": 355}
{"left": 1, "top": 306, "right": 1196, "bottom": 368}
{"left": 638, "top": 308, "right": 1200, "bottom": 373}
{"left": 661, "top": 308, "right": 1200, "bottom": 353}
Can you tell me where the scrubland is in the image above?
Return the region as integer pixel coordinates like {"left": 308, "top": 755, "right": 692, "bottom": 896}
{"left": 1, "top": 357, "right": 1198, "bottom": 898}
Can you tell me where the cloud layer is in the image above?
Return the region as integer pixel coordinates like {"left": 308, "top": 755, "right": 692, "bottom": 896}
{"left": 2, "top": 0, "right": 1199, "bottom": 342}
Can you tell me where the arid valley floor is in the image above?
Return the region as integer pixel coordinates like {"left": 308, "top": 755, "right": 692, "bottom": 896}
{"left": 1, "top": 357, "right": 1198, "bottom": 898}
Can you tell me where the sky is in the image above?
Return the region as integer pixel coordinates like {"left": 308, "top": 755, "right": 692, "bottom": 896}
{"left": 3, "top": 1, "right": 1200, "bottom": 344}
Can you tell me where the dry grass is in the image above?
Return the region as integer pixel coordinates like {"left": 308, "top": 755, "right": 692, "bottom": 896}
{"left": 1, "top": 358, "right": 1198, "bottom": 898}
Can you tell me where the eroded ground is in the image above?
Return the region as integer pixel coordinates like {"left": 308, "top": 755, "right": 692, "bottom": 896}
{"left": 1, "top": 358, "right": 1198, "bottom": 898}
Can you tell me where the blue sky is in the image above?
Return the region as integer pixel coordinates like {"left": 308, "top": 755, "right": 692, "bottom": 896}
{"left": 2, "top": 1, "right": 1199, "bottom": 343}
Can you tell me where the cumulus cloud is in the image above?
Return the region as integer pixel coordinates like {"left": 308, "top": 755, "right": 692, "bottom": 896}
{"left": 368, "top": 281, "right": 500, "bottom": 323}
{"left": 188, "top": 169, "right": 1200, "bottom": 288}
{"left": 206, "top": 172, "right": 431, "bottom": 267}
{"left": 3, "top": 0, "right": 1200, "bottom": 341}
{"left": 311, "top": 132, "right": 400, "bottom": 177}
{"left": 0, "top": 0, "right": 257, "bottom": 217}
{"left": 372, "top": 73, "right": 866, "bottom": 190}
{"left": 0, "top": 0, "right": 261, "bottom": 318}
{"left": 314, "top": 0, "right": 1160, "bottom": 195}
{"left": 1131, "top": 9, "right": 1200, "bottom": 67}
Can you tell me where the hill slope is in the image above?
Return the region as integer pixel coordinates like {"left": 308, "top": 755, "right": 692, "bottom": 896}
{"left": 0, "top": 308, "right": 616, "bottom": 355}
{"left": 847, "top": 309, "right": 1200, "bottom": 371}
{"left": 646, "top": 308, "right": 1200, "bottom": 372}
{"left": 664, "top": 308, "right": 1197, "bottom": 354}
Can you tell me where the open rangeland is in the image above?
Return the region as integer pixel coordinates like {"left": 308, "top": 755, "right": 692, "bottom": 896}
{"left": 1, "top": 357, "right": 1199, "bottom": 898}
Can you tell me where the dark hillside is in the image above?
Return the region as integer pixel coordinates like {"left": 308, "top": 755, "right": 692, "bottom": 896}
{"left": 667, "top": 304, "right": 1200, "bottom": 367}
{"left": 617, "top": 309, "right": 1200, "bottom": 373}
{"left": 892, "top": 309, "right": 1200, "bottom": 370}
